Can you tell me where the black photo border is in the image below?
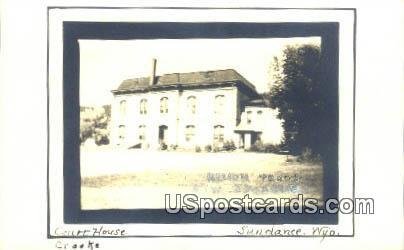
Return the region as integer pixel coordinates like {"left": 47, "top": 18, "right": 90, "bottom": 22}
{"left": 47, "top": 6, "right": 356, "bottom": 238}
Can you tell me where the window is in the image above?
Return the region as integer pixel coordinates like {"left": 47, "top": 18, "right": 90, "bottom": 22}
{"left": 185, "top": 125, "right": 195, "bottom": 142}
{"left": 187, "top": 96, "right": 196, "bottom": 114}
{"left": 119, "top": 100, "right": 127, "bottom": 117}
{"left": 138, "top": 125, "right": 146, "bottom": 141}
{"left": 160, "top": 97, "right": 168, "bottom": 114}
{"left": 214, "top": 95, "right": 225, "bottom": 114}
{"left": 213, "top": 125, "right": 224, "bottom": 143}
{"left": 247, "top": 111, "right": 252, "bottom": 124}
{"left": 140, "top": 99, "right": 147, "bottom": 114}
{"left": 118, "top": 125, "right": 125, "bottom": 140}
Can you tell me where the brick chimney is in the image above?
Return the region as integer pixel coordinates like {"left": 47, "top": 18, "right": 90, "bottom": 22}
{"left": 150, "top": 58, "right": 157, "bottom": 85}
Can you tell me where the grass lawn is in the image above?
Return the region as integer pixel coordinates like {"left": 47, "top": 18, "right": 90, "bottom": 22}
{"left": 81, "top": 148, "right": 323, "bottom": 209}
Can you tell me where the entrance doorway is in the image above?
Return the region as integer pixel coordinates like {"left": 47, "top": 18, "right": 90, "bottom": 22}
{"left": 158, "top": 125, "right": 168, "bottom": 144}
{"left": 243, "top": 132, "right": 261, "bottom": 149}
{"left": 235, "top": 130, "right": 262, "bottom": 150}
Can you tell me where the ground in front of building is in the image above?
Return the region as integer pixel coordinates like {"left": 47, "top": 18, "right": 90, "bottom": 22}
{"left": 80, "top": 148, "right": 323, "bottom": 209}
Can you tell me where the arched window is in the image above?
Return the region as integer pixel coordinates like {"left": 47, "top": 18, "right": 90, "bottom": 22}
{"left": 138, "top": 125, "right": 146, "bottom": 141}
{"left": 118, "top": 125, "right": 126, "bottom": 140}
{"left": 214, "top": 95, "right": 225, "bottom": 114}
{"left": 119, "top": 100, "right": 127, "bottom": 117}
{"left": 185, "top": 125, "right": 195, "bottom": 142}
{"left": 187, "top": 96, "right": 196, "bottom": 114}
{"left": 160, "top": 97, "right": 168, "bottom": 114}
{"left": 213, "top": 125, "right": 224, "bottom": 143}
{"left": 140, "top": 99, "right": 147, "bottom": 114}
{"left": 247, "top": 111, "right": 252, "bottom": 124}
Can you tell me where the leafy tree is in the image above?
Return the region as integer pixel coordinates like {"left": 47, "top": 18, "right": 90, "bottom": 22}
{"left": 268, "top": 44, "right": 335, "bottom": 160}
{"left": 80, "top": 105, "right": 111, "bottom": 145}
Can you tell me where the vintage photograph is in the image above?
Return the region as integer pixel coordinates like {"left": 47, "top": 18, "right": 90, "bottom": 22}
{"left": 79, "top": 37, "right": 328, "bottom": 210}
{"left": 2, "top": 0, "right": 403, "bottom": 248}
{"left": 46, "top": 6, "right": 357, "bottom": 237}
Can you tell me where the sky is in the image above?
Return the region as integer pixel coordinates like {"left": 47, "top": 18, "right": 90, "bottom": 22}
{"left": 79, "top": 37, "right": 320, "bottom": 106}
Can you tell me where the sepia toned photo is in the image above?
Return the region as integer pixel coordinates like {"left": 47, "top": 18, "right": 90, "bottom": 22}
{"left": 79, "top": 37, "right": 327, "bottom": 210}
{"left": 2, "top": 1, "right": 403, "bottom": 249}
{"left": 46, "top": 8, "right": 355, "bottom": 235}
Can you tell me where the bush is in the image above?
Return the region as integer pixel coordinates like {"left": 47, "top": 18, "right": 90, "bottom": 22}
{"left": 169, "top": 144, "right": 178, "bottom": 151}
{"left": 95, "top": 134, "right": 110, "bottom": 145}
{"left": 264, "top": 143, "right": 282, "bottom": 153}
{"left": 248, "top": 140, "right": 282, "bottom": 153}
{"left": 213, "top": 146, "right": 221, "bottom": 153}
{"left": 223, "top": 140, "right": 236, "bottom": 151}
{"left": 204, "top": 145, "right": 212, "bottom": 152}
{"left": 195, "top": 145, "right": 201, "bottom": 153}
{"left": 159, "top": 142, "right": 168, "bottom": 151}
{"left": 250, "top": 140, "right": 264, "bottom": 152}
{"left": 297, "top": 147, "right": 321, "bottom": 163}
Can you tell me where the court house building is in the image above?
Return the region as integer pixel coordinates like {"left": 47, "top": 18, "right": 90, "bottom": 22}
{"left": 110, "top": 59, "right": 283, "bottom": 150}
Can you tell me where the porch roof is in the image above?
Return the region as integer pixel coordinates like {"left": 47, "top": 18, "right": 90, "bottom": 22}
{"left": 234, "top": 123, "right": 263, "bottom": 133}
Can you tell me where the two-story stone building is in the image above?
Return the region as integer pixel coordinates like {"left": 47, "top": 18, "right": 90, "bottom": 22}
{"left": 110, "top": 59, "right": 283, "bottom": 150}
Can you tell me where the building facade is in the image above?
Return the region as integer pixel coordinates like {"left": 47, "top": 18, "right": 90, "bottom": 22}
{"left": 110, "top": 60, "right": 283, "bottom": 150}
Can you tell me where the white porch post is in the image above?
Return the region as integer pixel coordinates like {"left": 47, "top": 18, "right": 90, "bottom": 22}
{"left": 244, "top": 133, "right": 251, "bottom": 150}
{"left": 238, "top": 133, "right": 243, "bottom": 148}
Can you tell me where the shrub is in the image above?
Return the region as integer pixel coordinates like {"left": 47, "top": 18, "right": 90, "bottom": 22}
{"left": 195, "top": 145, "right": 201, "bottom": 153}
{"left": 248, "top": 140, "right": 282, "bottom": 153}
{"left": 169, "top": 144, "right": 178, "bottom": 151}
{"left": 213, "top": 146, "right": 221, "bottom": 152}
{"left": 95, "top": 134, "right": 110, "bottom": 145}
{"left": 159, "top": 142, "right": 168, "bottom": 151}
{"left": 264, "top": 143, "right": 282, "bottom": 153}
{"left": 250, "top": 140, "right": 265, "bottom": 152}
{"left": 223, "top": 140, "right": 236, "bottom": 151}
{"left": 297, "top": 147, "right": 321, "bottom": 163}
{"left": 204, "top": 145, "right": 212, "bottom": 152}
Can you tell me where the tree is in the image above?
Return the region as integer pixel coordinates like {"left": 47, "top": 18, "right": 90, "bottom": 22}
{"left": 80, "top": 105, "right": 111, "bottom": 145}
{"left": 268, "top": 44, "right": 334, "bottom": 160}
